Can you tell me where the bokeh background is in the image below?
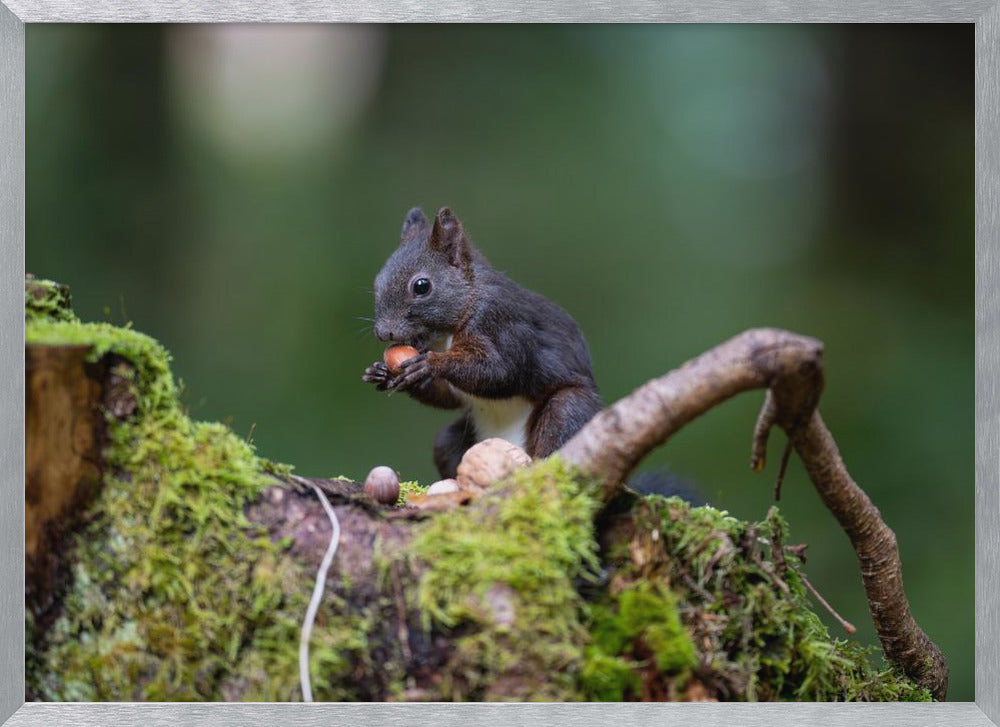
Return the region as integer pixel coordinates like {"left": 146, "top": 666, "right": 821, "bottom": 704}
{"left": 26, "top": 24, "right": 973, "bottom": 699}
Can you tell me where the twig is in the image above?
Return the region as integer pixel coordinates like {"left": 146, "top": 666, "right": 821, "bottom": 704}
{"left": 785, "top": 543, "right": 809, "bottom": 562}
{"left": 299, "top": 481, "right": 342, "bottom": 703}
{"left": 681, "top": 573, "right": 715, "bottom": 603}
{"left": 755, "top": 555, "right": 790, "bottom": 595}
{"left": 798, "top": 570, "right": 857, "bottom": 635}
{"left": 773, "top": 438, "right": 793, "bottom": 501}
{"left": 750, "top": 391, "right": 777, "bottom": 472}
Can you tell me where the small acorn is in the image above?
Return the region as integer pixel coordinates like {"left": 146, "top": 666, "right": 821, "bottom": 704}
{"left": 383, "top": 345, "right": 420, "bottom": 375}
{"left": 364, "top": 465, "right": 401, "bottom": 505}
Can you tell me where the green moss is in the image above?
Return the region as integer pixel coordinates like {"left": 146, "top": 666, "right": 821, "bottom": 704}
{"left": 837, "top": 643, "right": 936, "bottom": 701}
{"left": 412, "top": 457, "right": 601, "bottom": 700}
{"left": 27, "top": 318, "right": 176, "bottom": 420}
{"left": 617, "top": 582, "right": 697, "bottom": 672}
{"left": 25, "top": 276, "right": 77, "bottom": 323}
{"left": 397, "top": 479, "right": 425, "bottom": 505}
{"left": 580, "top": 583, "right": 695, "bottom": 700}
{"left": 581, "top": 581, "right": 697, "bottom": 700}
{"left": 579, "top": 646, "right": 639, "bottom": 702}
{"left": 27, "top": 310, "right": 371, "bottom": 701}
{"left": 616, "top": 496, "right": 932, "bottom": 702}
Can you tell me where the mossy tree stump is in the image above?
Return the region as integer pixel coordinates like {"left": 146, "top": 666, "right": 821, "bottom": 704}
{"left": 24, "top": 276, "right": 938, "bottom": 702}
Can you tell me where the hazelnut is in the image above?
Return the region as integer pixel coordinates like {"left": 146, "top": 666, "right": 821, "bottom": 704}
{"left": 383, "top": 345, "right": 420, "bottom": 375}
{"left": 456, "top": 438, "right": 531, "bottom": 490}
{"left": 364, "top": 465, "right": 401, "bottom": 505}
{"left": 426, "top": 478, "right": 460, "bottom": 495}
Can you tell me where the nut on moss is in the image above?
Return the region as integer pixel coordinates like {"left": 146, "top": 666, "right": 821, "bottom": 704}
{"left": 364, "top": 466, "right": 401, "bottom": 505}
{"left": 456, "top": 438, "right": 531, "bottom": 490}
{"left": 427, "top": 478, "right": 460, "bottom": 495}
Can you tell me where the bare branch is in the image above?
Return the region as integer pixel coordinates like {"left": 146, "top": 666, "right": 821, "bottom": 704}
{"left": 557, "top": 326, "right": 948, "bottom": 699}
{"left": 786, "top": 410, "right": 948, "bottom": 699}
{"left": 558, "top": 327, "right": 824, "bottom": 498}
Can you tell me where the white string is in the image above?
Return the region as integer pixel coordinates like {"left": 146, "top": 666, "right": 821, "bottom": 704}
{"left": 299, "top": 481, "right": 341, "bottom": 703}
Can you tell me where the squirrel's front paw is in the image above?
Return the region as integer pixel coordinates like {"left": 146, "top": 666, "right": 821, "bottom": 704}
{"left": 362, "top": 361, "right": 392, "bottom": 391}
{"left": 388, "top": 352, "right": 434, "bottom": 392}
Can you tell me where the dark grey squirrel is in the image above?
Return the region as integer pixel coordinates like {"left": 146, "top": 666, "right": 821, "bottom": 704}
{"left": 362, "top": 205, "right": 705, "bottom": 505}
{"left": 362, "top": 206, "right": 603, "bottom": 479}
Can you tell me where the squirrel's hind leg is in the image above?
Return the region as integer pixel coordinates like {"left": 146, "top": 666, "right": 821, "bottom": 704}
{"left": 433, "top": 412, "right": 477, "bottom": 479}
{"left": 526, "top": 386, "right": 603, "bottom": 459}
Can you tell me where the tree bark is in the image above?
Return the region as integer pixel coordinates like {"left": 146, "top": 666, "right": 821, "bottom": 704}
{"left": 26, "top": 345, "right": 116, "bottom": 627}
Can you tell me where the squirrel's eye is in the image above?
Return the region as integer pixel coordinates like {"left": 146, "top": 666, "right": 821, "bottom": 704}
{"left": 412, "top": 278, "right": 432, "bottom": 296}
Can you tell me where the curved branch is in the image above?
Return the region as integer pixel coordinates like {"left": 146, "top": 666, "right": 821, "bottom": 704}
{"left": 784, "top": 410, "right": 948, "bottom": 699}
{"left": 557, "top": 326, "right": 947, "bottom": 699}
{"left": 559, "top": 327, "right": 824, "bottom": 498}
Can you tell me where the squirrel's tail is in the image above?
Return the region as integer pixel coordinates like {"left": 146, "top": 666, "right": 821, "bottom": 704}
{"left": 628, "top": 469, "right": 706, "bottom": 506}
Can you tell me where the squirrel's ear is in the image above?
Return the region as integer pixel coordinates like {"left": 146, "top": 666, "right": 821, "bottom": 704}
{"left": 429, "top": 207, "right": 472, "bottom": 269}
{"left": 400, "top": 207, "right": 428, "bottom": 242}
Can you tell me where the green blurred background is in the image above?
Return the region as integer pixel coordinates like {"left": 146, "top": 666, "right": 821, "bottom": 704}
{"left": 26, "top": 24, "right": 973, "bottom": 699}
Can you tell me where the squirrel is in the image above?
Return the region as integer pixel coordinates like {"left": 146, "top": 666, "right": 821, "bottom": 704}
{"left": 362, "top": 206, "right": 604, "bottom": 479}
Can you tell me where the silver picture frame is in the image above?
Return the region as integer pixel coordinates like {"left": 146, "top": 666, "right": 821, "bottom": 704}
{"left": 2, "top": 3, "right": 997, "bottom": 725}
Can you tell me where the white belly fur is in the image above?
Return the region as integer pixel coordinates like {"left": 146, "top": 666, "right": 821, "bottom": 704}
{"left": 454, "top": 391, "right": 534, "bottom": 450}
{"left": 432, "top": 333, "right": 532, "bottom": 449}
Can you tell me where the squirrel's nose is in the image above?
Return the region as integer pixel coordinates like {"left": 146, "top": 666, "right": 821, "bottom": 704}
{"left": 375, "top": 323, "right": 393, "bottom": 342}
